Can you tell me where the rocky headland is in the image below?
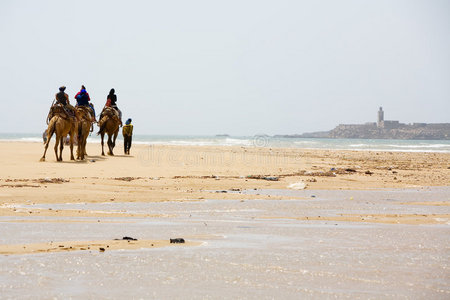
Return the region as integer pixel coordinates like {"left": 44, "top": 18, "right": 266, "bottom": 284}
{"left": 277, "top": 123, "right": 450, "bottom": 140}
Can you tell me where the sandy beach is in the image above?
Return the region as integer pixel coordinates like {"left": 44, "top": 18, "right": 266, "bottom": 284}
{"left": 0, "top": 141, "right": 449, "bottom": 298}
{"left": 1, "top": 141, "right": 449, "bottom": 234}
{"left": 2, "top": 141, "right": 449, "bottom": 202}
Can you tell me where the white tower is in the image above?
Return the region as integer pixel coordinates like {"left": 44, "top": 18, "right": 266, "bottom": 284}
{"left": 377, "top": 107, "right": 384, "bottom": 128}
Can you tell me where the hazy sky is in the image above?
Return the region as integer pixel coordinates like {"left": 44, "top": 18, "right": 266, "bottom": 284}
{"left": 1, "top": 0, "right": 449, "bottom": 135}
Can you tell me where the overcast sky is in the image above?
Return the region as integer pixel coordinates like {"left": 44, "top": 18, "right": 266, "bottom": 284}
{"left": 0, "top": 0, "right": 449, "bottom": 135}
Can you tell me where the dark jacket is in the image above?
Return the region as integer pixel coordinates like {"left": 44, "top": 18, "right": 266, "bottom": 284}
{"left": 108, "top": 94, "right": 117, "bottom": 106}
{"left": 76, "top": 92, "right": 90, "bottom": 106}
{"left": 56, "top": 91, "right": 68, "bottom": 106}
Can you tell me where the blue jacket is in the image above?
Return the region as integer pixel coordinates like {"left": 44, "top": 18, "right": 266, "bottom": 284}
{"left": 76, "top": 93, "right": 89, "bottom": 106}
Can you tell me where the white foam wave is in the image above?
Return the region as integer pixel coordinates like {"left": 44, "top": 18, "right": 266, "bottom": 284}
{"left": 386, "top": 144, "right": 449, "bottom": 148}
{"left": 224, "top": 138, "right": 253, "bottom": 146}
{"left": 0, "top": 137, "right": 43, "bottom": 143}
{"left": 133, "top": 137, "right": 253, "bottom": 147}
{"left": 294, "top": 140, "right": 319, "bottom": 145}
{"left": 1, "top": 134, "right": 449, "bottom": 153}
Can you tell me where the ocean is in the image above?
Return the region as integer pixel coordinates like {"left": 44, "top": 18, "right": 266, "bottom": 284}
{"left": 1, "top": 133, "right": 449, "bottom": 153}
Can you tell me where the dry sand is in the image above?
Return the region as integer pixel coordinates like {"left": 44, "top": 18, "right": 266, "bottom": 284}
{"left": 1, "top": 141, "right": 449, "bottom": 200}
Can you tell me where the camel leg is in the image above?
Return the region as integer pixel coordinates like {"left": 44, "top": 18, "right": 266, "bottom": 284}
{"left": 76, "top": 124, "right": 80, "bottom": 159}
{"left": 54, "top": 135, "right": 60, "bottom": 161}
{"left": 69, "top": 131, "right": 75, "bottom": 161}
{"left": 58, "top": 137, "right": 64, "bottom": 161}
{"left": 112, "top": 131, "right": 118, "bottom": 149}
{"left": 83, "top": 130, "right": 88, "bottom": 158}
{"left": 83, "top": 124, "right": 89, "bottom": 159}
{"left": 101, "top": 132, "right": 105, "bottom": 156}
{"left": 107, "top": 134, "right": 113, "bottom": 156}
{"left": 40, "top": 133, "right": 52, "bottom": 162}
{"left": 76, "top": 131, "right": 81, "bottom": 160}
{"left": 79, "top": 139, "right": 84, "bottom": 160}
{"left": 79, "top": 124, "right": 85, "bottom": 160}
{"left": 109, "top": 130, "right": 118, "bottom": 156}
{"left": 84, "top": 130, "right": 88, "bottom": 157}
{"left": 80, "top": 133, "right": 86, "bottom": 160}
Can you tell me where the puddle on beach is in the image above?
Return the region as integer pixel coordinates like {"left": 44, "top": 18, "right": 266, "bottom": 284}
{"left": 0, "top": 188, "right": 449, "bottom": 298}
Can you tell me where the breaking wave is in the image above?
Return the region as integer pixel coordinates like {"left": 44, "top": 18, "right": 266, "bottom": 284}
{"left": 1, "top": 134, "right": 449, "bottom": 153}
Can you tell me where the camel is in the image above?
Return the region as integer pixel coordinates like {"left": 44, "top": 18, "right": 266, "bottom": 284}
{"left": 98, "top": 107, "right": 121, "bottom": 156}
{"left": 75, "top": 106, "right": 94, "bottom": 160}
{"left": 40, "top": 105, "right": 76, "bottom": 162}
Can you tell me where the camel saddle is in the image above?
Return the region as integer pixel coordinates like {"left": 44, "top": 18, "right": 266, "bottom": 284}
{"left": 98, "top": 107, "right": 120, "bottom": 126}
{"left": 75, "top": 106, "right": 94, "bottom": 122}
{"left": 47, "top": 104, "right": 75, "bottom": 123}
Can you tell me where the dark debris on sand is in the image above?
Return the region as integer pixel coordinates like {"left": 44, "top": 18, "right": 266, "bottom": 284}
{"left": 170, "top": 238, "right": 185, "bottom": 244}
{"left": 114, "top": 236, "right": 138, "bottom": 241}
{"left": 113, "top": 177, "right": 141, "bottom": 182}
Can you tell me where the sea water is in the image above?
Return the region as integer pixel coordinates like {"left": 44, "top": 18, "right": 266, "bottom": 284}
{"left": 1, "top": 132, "right": 450, "bottom": 153}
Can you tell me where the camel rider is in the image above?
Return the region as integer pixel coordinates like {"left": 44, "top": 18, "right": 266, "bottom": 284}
{"left": 101, "top": 88, "right": 122, "bottom": 125}
{"left": 75, "top": 85, "right": 96, "bottom": 122}
{"left": 54, "top": 86, "right": 75, "bottom": 117}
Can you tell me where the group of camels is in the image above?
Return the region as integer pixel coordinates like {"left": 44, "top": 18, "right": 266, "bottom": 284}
{"left": 40, "top": 105, "right": 122, "bottom": 162}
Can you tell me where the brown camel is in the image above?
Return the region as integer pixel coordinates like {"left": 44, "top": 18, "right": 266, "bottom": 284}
{"left": 75, "top": 106, "right": 94, "bottom": 160}
{"left": 98, "top": 107, "right": 121, "bottom": 156}
{"left": 40, "top": 105, "right": 76, "bottom": 162}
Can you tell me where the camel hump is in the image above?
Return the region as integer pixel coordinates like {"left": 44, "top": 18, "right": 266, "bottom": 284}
{"left": 75, "top": 106, "right": 93, "bottom": 121}
{"left": 49, "top": 104, "right": 71, "bottom": 121}
{"left": 98, "top": 107, "right": 121, "bottom": 133}
{"left": 101, "top": 107, "right": 120, "bottom": 121}
{"left": 76, "top": 106, "right": 92, "bottom": 113}
{"left": 103, "top": 107, "right": 119, "bottom": 115}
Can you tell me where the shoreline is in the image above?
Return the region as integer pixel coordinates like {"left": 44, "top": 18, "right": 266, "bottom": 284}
{"left": 1, "top": 136, "right": 450, "bottom": 153}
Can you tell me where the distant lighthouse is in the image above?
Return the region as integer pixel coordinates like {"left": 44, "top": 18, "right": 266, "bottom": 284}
{"left": 377, "top": 107, "right": 384, "bottom": 128}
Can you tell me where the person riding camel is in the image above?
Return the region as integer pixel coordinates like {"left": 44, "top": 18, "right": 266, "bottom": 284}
{"left": 75, "top": 85, "right": 96, "bottom": 122}
{"left": 47, "top": 86, "right": 75, "bottom": 122}
{"left": 101, "top": 88, "right": 122, "bottom": 126}
{"left": 55, "top": 86, "right": 69, "bottom": 106}
{"left": 55, "top": 86, "right": 75, "bottom": 116}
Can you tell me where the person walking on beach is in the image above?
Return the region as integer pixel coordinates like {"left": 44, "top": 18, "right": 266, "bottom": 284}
{"left": 122, "top": 118, "right": 133, "bottom": 155}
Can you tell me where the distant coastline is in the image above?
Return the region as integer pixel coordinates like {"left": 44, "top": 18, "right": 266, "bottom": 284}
{"left": 277, "top": 107, "right": 450, "bottom": 140}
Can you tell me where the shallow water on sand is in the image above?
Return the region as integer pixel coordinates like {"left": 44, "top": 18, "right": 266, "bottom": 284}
{"left": 0, "top": 188, "right": 449, "bottom": 299}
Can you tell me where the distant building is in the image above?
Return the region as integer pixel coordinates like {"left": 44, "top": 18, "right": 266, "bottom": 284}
{"left": 377, "top": 107, "right": 404, "bottom": 129}
{"left": 377, "top": 107, "right": 384, "bottom": 128}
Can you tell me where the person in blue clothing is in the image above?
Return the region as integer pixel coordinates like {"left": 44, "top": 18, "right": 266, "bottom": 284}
{"left": 75, "top": 85, "right": 96, "bottom": 121}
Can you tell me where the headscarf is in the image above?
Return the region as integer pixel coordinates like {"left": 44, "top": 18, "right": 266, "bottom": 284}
{"left": 125, "top": 118, "right": 132, "bottom": 125}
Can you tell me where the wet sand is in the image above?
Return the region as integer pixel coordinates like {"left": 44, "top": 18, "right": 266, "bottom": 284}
{"left": 0, "top": 188, "right": 449, "bottom": 298}
{"left": 0, "top": 239, "right": 199, "bottom": 255}
{"left": 0, "top": 141, "right": 449, "bottom": 298}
